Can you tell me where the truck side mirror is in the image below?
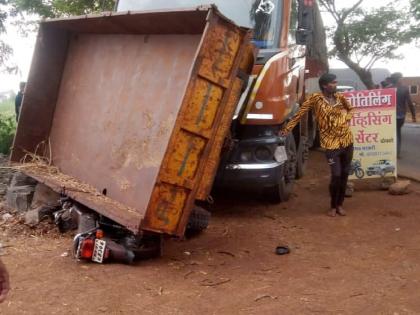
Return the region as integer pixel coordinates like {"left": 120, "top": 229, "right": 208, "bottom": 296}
{"left": 296, "top": 0, "right": 314, "bottom": 45}
{"left": 296, "top": 29, "right": 311, "bottom": 45}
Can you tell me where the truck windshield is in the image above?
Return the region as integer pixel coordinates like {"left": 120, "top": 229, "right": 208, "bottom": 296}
{"left": 117, "top": 0, "right": 283, "bottom": 49}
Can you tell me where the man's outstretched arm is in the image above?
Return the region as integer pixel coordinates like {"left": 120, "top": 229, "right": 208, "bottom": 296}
{"left": 280, "top": 96, "right": 315, "bottom": 136}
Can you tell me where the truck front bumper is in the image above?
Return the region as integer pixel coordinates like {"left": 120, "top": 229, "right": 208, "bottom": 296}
{"left": 215, "top": 161, "right": 284, "bottom": 191}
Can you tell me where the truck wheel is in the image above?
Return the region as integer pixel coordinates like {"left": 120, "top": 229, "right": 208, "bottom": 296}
{"left": 130, "top": 234, "right": 163, "bottom": 260}
{"left": 266, "top": 134, "right": 296, "bottom": 203}
{"left": 296, "top": 136, "right": 309, "bottom": 179}
{"left": 308, "top": 111, "right": 320, "bottom": 149}
{"left": 307, "top": 112, "right": 318, "bottom": 149}
{"left": 272, "top": 175, "right": 294, "bottom": 203}
{"left": 186, "top": 206, "right": 210, "bottom": 234}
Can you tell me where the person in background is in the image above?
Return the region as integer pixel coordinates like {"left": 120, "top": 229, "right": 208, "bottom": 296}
{"left": 0, "top": 258, "right": 9, "bottom": 303}
{"left": 389, "top": 72, "right": 416, "bottom": 158}
{"left": 280, "top": 73, "right": 354, "bottom": 217}
{"left": 380, "top": 77, "right": 393, "bottom": 89}
{"left": 15, "top": 82, "right": 26, "bottom": 122}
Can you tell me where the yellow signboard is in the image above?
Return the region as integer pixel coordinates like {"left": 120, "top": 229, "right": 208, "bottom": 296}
{"left": 343, "top": 88, "right": 397, "bottom": 180}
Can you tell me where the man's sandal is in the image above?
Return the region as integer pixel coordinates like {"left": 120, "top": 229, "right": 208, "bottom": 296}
{"left": 337, "top": 207, "right": 346, "bottom": 216}
{"left": 327, "top": 209, "right": 337, "bottom": 217}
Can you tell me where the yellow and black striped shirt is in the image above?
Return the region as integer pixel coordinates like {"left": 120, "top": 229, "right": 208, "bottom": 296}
{"left": 283, "top": 93, "right": 354, "bottom": 150}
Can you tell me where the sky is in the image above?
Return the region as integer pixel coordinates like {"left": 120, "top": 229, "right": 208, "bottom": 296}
{"left": 0, "top": 17, "right": 37, "bottom": 94}
{"left": 1, "top": 0, "right": 420, "bottom": 93}
{"left": 324, "top": 0, "right": 420, "bottom": 76}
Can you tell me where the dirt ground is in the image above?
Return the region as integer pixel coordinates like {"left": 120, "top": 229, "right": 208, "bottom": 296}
{"left": 1, "top": 151, "right": 420, "bottom": 314}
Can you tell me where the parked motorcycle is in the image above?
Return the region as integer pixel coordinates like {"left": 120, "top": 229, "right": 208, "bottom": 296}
{"left": 349, "top": 159, "right": 364, "bottom": 179}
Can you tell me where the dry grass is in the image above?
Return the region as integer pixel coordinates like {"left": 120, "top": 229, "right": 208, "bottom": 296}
{"left": 4, "top": 139, "right": 99, "bottom": 195}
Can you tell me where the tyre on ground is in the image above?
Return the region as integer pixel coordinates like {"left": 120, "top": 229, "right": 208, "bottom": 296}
{"left": 185, "top": 206, "right": 211, "bottom": 236}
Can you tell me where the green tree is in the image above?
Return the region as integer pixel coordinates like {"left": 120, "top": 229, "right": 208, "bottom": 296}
{"left": 0, "top": 0, "right": 12, "bottom": 69}
{"left": 412, "top": 0, "right": 420, "bottom": 19}
{"left": 0, "top": 93, "right": 15, "bottom": 114}
{"left": 411, "top": 0, "right": 420, "bottom": 33}
{"left": 9, "top": 0, "right": 115, "bottom": 18}
{"left": 0, "top": 114, "right": 16, "bottom": 154}
{"left": 319, "top": 0, "right": 416, "bottom": 89}
{"left": 0, "top": 94, "right": 16, "bottom": 154}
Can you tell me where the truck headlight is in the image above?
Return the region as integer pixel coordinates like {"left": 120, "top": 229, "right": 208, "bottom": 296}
{"left": 255, "top": 146, "right": 272, "bottom": 161}
{"left": 240, "top": 151, "right": 253, "bottom": 162}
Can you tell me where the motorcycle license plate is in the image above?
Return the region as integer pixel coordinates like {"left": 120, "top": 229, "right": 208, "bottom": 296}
{"left": 274, "top": 146, "right": 288, "bottom": 163}
{"left": 92, "top": 239, "right": 106, "bottom": 263}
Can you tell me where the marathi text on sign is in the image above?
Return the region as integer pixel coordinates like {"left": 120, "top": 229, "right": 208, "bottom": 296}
{"left": 345, "top": 88, "right": 395, "bottom": 109}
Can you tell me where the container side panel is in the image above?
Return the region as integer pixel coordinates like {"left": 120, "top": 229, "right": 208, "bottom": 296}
{"left": 198, "top": 22, "right": 241, "bottom": 87}
{"left": 173, "top": 24, "right": 251, "bottom": 236}
{"left": 195, "top": 77, "right": 243, "bottom": 200}
{"left": 195, "top": 43, "right": 256, "bottom": 200}
{"left": 142, "top": 183, "right": 188, "bottom": 233}
{"left": 49, "top": 34, "right": 200, "bottom": 218}
{"left": 142, "top": 13, "right": 250, "bottom": 236}
{"left": 159, "top": 130, "right": 207, "bottom": 186}
{"left": 45, "top": 10, "right": 208, "bottom": 35}
{"left": 180, "top": 78, "right": 224, "bottom": 135}
{"left": 11, "top": 26, "right": 69, "bottom": 162}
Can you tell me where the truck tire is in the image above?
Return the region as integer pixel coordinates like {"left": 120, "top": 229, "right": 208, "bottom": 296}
{"left": 266, "top": 175, "right": 294, "bottom": 203}
{"left": 130, "top": 234, "right": 163, "bottom": 260}
{"left": 296, "top": 136, "right": 309, "bottom": 179}
{"left": 310, "top": 129, "right": 320, "bottom": 149}
{"left": 186, "top": 206, "right": 210, "bottom": 233}
{"left": 266, "top": 134, "right": 296, "bottom": 203}
{"left": 308, "top": 111, "right": 321, "bottom": 149}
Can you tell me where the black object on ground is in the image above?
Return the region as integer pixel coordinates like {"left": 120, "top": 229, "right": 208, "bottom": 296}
{"left": 275, "top": 246, "right": 290, "bottom": 255}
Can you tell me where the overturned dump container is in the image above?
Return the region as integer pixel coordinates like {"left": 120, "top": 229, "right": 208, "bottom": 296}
{"left": 12, "top": 6, "right": 252, "bottom": 236}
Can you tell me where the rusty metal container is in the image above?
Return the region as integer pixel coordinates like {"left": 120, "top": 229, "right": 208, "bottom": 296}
{"left": 11, "top": 6, "right": 251, "bottom": 236}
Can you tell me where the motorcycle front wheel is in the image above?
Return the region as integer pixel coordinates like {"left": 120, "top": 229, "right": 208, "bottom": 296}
{"left": 355, "top": 168, "right": 365, "bottom": 179}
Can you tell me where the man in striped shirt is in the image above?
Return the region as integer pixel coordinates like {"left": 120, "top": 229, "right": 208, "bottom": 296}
{"left": 281, "top": 73, "right": 354, "bottom": 217}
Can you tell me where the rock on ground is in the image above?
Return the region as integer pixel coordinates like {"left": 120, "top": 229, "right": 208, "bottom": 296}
{"left": 345, "top": 181, "right": 355, "bottom": 197}
{"left": 5, "top": 185, "right": 36, "bottom": 212}
{"left": 389, "top": 180, "right": 411, "bottom": 195}
{"left": 381, "top": 176, "right": 396, "bottom": 191}
{"left": 31, "top": 183, "right": 60, "bottom": 209}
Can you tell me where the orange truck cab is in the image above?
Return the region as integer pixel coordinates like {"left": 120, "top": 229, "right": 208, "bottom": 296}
{"left": 117, "top": 0, "right": 325, "bottom": 202}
